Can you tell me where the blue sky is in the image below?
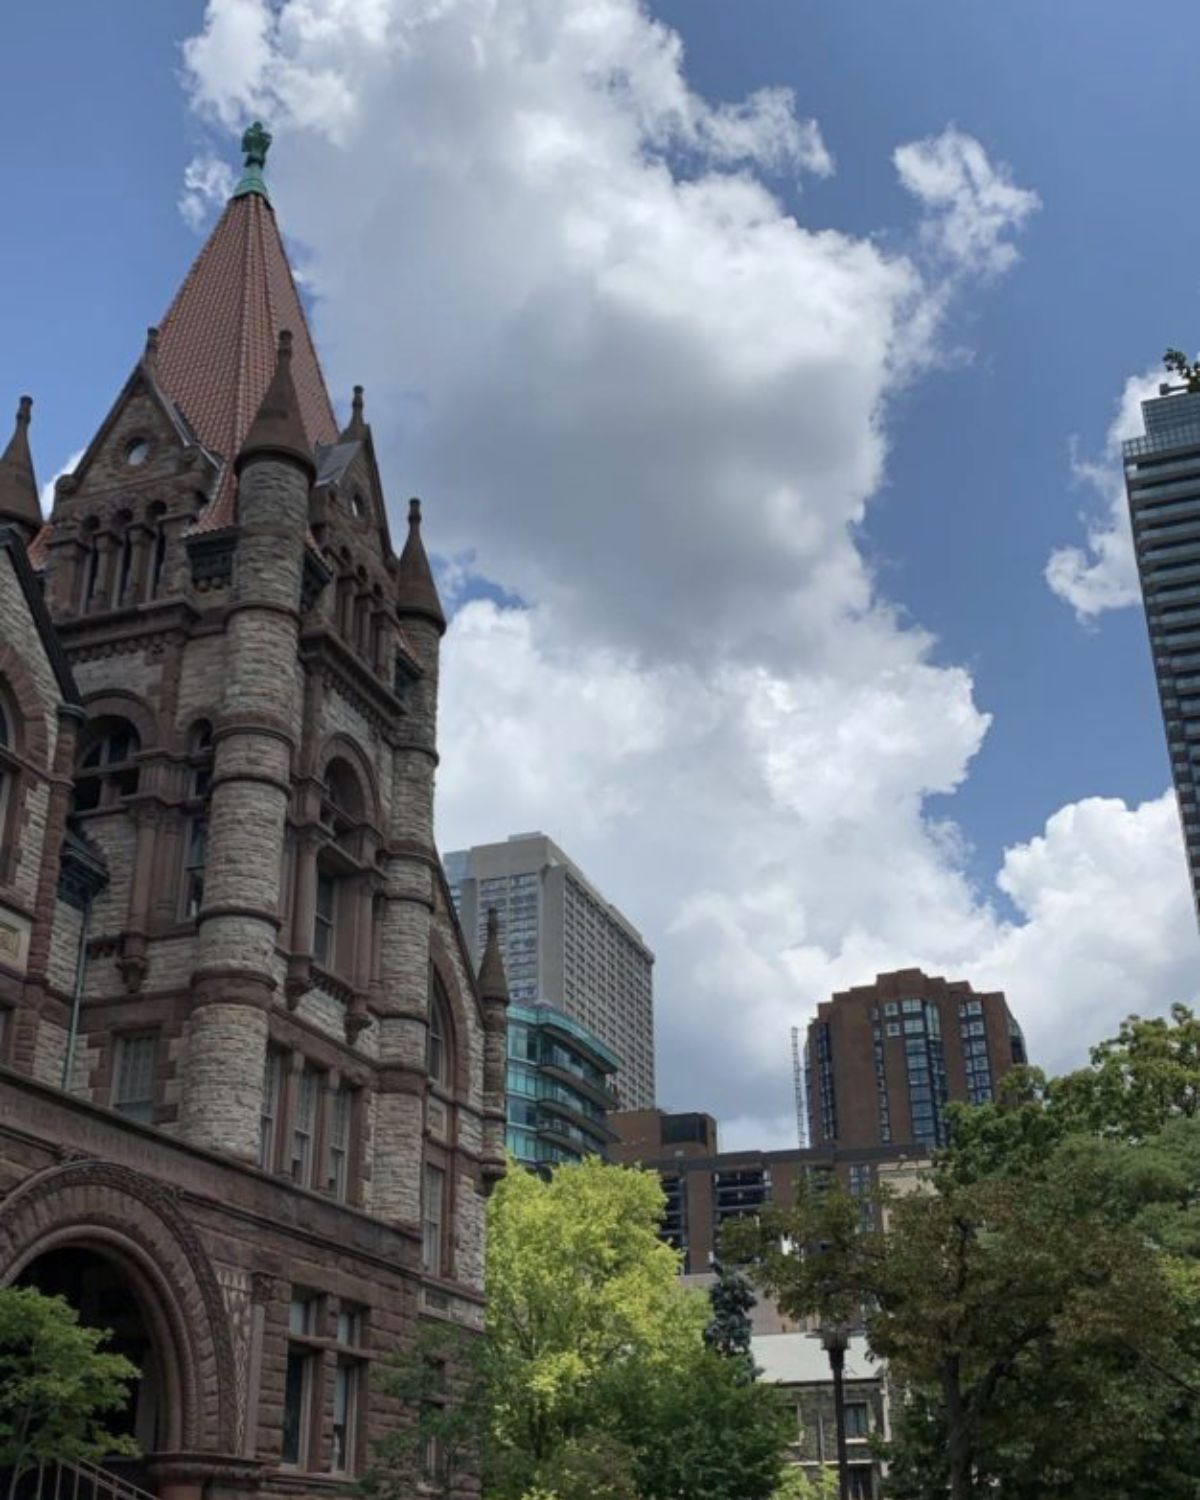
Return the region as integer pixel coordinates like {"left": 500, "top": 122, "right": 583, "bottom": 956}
{"left": 3, "top": 1, "right": 1196, "bottom": 1141}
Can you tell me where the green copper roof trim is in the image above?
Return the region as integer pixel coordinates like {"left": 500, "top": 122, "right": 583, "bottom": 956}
{"left": 231, "top": 120, "right": 273, "bottom": 202}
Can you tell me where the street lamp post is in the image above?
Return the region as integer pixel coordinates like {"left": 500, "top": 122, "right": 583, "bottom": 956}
{"left": 820, "top": 1321, "right": 850, "bottom": 1500}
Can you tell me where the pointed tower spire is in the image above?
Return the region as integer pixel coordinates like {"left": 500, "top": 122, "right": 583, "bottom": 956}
{"left": 0, "top": 396, "right": 42, "bottom": 535}
{"left": 340, "top": 384, "right": 367, "bottom": 442}
{"left": 477, "top": 907, "right": 510, "bottom": 1003}
{"left": 236, "top": 330, "right": 316, "bottom": 479}
{"left": 232, "top": 120, "right": 273, "bottom": 202}
{"left": 395, "top": 497, "right": 446, "bottom": 631}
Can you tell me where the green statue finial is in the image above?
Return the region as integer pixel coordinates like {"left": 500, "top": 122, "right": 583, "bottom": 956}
{"left": 232, "top": 121, "right": 273, "bottom": 202}
{"left": 242, "top": 121, "right": 272, "bottom": 169}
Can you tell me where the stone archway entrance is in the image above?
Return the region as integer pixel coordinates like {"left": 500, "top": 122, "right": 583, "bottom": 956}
{"left": 18, "top": 1244, "right": 173, "bottom": 1457}
{"left": 0, "top": 1160, "right": 240, "bottom": 1466}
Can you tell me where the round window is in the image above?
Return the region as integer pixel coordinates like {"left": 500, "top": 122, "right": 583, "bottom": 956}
{"left": 125, "top": 438, "right": 150, "bottom": 468}
{"left": 352, "top": 491, "right": 367, "bottom": 519}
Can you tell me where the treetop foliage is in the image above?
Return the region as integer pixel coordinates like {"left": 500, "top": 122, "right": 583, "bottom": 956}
{"left": 0, "top": 1285, "right": 138, "bottom": 1484}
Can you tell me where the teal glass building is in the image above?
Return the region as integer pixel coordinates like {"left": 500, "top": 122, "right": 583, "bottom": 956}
{"left": 506, "top": 1002, "right": 620, "bottom": 1168}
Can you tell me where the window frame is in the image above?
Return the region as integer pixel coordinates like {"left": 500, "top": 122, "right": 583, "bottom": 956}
{"left": 260, "top": 1048, "right": 284, "bottom": 1171}
{"left": 328, "top": 1082, "right": 353, "bottom": 1202}
{"left": 281, "top": 1343, "right": 318, "bottom": 1469}
{"left": 313, "top": 872, "right": 336, "bottom": 968}
{"left": 427, "top": 975, "right": 453, "bottom": 1090}
{"left": 290, "top": 1064, "right": 321, "bottom": 1188}
{"left": 331, "top": 1356, "right": 362, "bottom": 1475}
{"left": 180, "top": 814, "right": 208, "bottom": 920}
{"left": 112, "top": 1031, "right": 157, "bottom": 1124}
{"left": 422, "top": 1162, "right": 447, "bottom": 1276}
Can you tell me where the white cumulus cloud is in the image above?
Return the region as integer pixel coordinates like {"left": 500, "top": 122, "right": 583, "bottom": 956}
{"left": 180, "top": 0, "right": 1199, "bottom": 1145}
{"left": 1045, "top": 369, "right": 1161, "bottom": 620}
{"left": 895, "top": 126, "right": 1041, "bottom": 277}
{"left": 179, "top": 154, "right": 238, "bottom": 231}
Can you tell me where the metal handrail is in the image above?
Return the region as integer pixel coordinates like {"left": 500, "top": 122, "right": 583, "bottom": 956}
{"left": 16, "top": 1458, "right": 158, "bottom": 1500}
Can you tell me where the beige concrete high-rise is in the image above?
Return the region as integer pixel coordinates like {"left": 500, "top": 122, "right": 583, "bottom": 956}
{"left": 445, "top": 833, "right": 656, "bottom": 1108}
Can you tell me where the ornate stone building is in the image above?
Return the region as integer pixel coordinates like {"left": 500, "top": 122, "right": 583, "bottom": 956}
{"left": 0, "top": 125, "right": 508, "bottom": 1499}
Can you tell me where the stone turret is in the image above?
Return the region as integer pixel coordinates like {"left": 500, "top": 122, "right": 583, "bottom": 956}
{"left": 478, "top": 907, "right": 510, "bottom": 1186}
{"left": 179, "top": 331, "right": 314, "bottom": 1159}
{"left": 369, "top": 500, "right": 448, "bottom": 1222}
{"left": 0, "top": 396, "right": 42, "bottom": 538}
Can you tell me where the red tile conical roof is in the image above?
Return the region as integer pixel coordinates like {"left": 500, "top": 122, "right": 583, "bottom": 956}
{"left": 156, "top": 191, "right": 337, "bottom": 529}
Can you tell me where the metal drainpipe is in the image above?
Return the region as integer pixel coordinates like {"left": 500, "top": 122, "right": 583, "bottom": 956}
{"left": 61, "top": 894, "right": 92, "bottom": 1092}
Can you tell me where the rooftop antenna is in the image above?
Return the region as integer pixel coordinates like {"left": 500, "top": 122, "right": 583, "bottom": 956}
{"left": 791, "top": 1025, "right": 810, "bottom": 1148}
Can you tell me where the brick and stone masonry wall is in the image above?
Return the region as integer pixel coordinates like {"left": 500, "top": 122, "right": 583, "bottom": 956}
{"left": 181, "top": 452, "right": 311, "bottom": 1161}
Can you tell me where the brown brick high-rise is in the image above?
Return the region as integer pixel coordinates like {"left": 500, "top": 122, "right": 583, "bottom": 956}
{"left": 806, "top": 969, "right": 1026, "bottom": 1150}
{"left": 0, "top": 126, "right": 505, "bottom": 1500}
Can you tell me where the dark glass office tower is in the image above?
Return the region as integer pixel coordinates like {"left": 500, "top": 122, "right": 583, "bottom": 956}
{"left": 1126, "top": 379, "right": 1200, "bottom": 918}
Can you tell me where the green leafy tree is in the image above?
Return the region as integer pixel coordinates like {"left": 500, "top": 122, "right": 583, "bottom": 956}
{"left": 371, "top": 1156, "right": 793, "bottom": 1500}
{"left": 0, "top": 1285, "right": 138, "bottom": 1500}
{"left": 360, "top": 1321, "right": 490, "bottom": 1499}
{"left": 729, "top": 1158, "right": 1179, "bottom": 1499}
{"left": 1050, "top": 1004, "right": 1200, "bottom": 1139}
{"left": 484, "top": 1155, "right": 689, "bottom": 1486}
{"left": 772, "top": 1466, "right": 839, "bottom": 1500}
{"left": 626, "top": 1344, "right": 791, "bottom": 1500}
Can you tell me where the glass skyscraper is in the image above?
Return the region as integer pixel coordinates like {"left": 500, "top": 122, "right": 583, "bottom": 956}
{"left": 1126, "top": 382, "right": 1200, "bottom": 917}
{"left": 506, "top": 1002, "right": 620, "bottom": 1169}
{"left": 444, "top": 833, "right": 656, "bottom": 1108}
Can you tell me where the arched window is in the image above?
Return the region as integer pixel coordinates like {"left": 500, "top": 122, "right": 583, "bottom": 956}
{"left": 313, "top": 758, "right": 368, "bottom": 976}
{"left": 74, "top": 716, "right": 140, "bottom": 813}
{"left": 321, "top": 757, "right": 365, "bottom": 837}
{"left": 427, "top": 971, "right": 454, "bottom": 1089}
{"left": 180, "top": 719, "right": 213, "bottom": 918}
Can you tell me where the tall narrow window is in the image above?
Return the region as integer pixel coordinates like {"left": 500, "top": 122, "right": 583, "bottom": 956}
{"left": 422, "top": 1359, "right": 448, "bottom": 1485}
{"left": 422, "top": 1163, "right": 446, "bottom": 1275}
{"left": 116, "top": 524, "right": 133, "bottom": 604}
{"left": 291, "top": 1066, "right": 319, "bottom": 1187}
{"left": 332, "top": 1359, "right": 360, "bottom": 1474}
{"left": 282, "top": 1347, "right": 316, "bottom": 1467}
{"left": 149, "top": 503, "right": 168, "bottom": 598}
{"left": 112, "top": 1033, "right": 156, "bottom": 1124}
{"left": 329, "top": 1084, "right": 352, "bottom": 1201}
{"left": 180, "top": 720, "right": 213, "bottom": 919}
{"left": 0, "top": 698, "right": 13, "bottom": 850}
{"left": 314, "top": 874, "right": 335, "bottom": 966}
{"left": 181, "top": 817, "right": 208, "bottom": 918}
{"left": 260, "top": 1050, "right": 283, "bottom": 1170}
{"left": 427, "top": 983, "right": 449, "bottom": 1087}
{"left": 82, "top": 533, "right": 100, "bottom": 608}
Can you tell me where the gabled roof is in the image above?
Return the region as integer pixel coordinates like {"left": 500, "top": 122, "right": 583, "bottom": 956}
{"left": 0, "top": 525, "right": 80, "bottom": 704}
{"left": 155, "top": 188, "right": 338, "bottom": 528}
